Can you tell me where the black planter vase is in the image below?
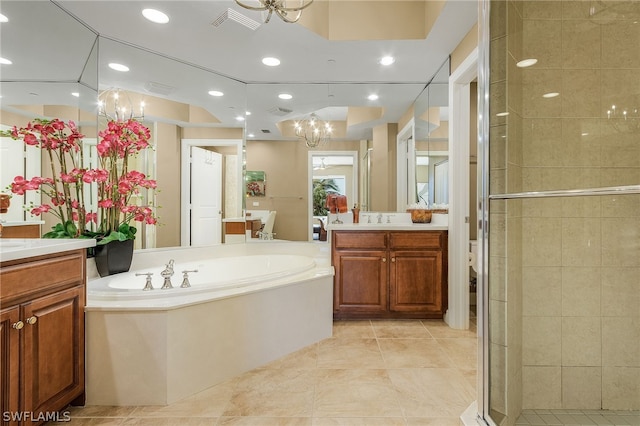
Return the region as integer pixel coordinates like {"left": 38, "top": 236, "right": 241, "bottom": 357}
{"left": 94, "top": 239, "right": 134, "bottom": 278}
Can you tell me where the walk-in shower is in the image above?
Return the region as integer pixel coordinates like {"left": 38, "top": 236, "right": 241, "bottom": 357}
{"left": 478, "top": 1, "right": 640, "bottom": 425}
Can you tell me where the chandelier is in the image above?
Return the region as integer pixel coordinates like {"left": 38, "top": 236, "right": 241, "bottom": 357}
{"left": 98, "top": 88, "right": 145, "bottom": 122}
{"left": 234, "top": 0, "right": 313, "bottom": 23}
{"left": 294, "top": 113, "right": 332, "bottom": 148}
{"left": 606, "top": 104, "right": 639, "bottom": 134}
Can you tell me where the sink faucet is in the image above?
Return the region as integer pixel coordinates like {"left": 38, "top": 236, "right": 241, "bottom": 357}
{"left": 160, "top": 259, "right": 175, "bottom": 289}
{"left": 376, "top": 213, "right": 382, "bottom": 224}
{"left": 386, "top": 214, "right": 395, "bottom": 223}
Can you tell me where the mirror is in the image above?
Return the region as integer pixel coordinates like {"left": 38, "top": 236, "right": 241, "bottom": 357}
{"left": 413, "top": 58, "right": 450, "bottom": 207}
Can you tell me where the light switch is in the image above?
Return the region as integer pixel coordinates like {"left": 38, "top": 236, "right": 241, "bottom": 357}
{"left": 252, "top": 202, "right": 259, "bottom": 206}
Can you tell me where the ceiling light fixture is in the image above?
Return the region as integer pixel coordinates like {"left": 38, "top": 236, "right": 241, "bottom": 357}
{"left": 108, "top": 63, "right": 130, "bottom": 72}
{"left": 278, "top": 93, "right": 292, "bottom": 100}
{"left": 543, "top": 92, "right": 560, "bottom": 98}
{"left": 516, "top": 58, "right": 538, "bottom": 68}
{"left": 98, "top": 88, "right": 145, "bottom": 122}
{"left": 294, "top": 113, "right": 332, "bottom": 149}
{"left": 142, "top": 9, "right": 169, "bottom": 24}
{"left": 208, "top": 90, "right": 224, "bottom": 97}
{"left": 379, "top": 56, "right": 395, "bottom": 66}
{"left": 234, "top": 0, "right": 314, "bottom": 23}
{"left": 368, "top": 94, "right": 379, "bottom": 101}
{"left": 262, "top": 57, "right": 280, "bottom": 66}
{"left": 71, "top": 92, "right": 80, "bottom": 98}
{"left": 0, "top": 13, "right": 8, "bottom": 23}
{"left": 0, "top": 57, "right": 12, "bottom": 65}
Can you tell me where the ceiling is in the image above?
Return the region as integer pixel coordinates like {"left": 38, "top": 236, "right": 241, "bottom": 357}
{"left": 0, "top": 0, "right": 477, "bottom": 141}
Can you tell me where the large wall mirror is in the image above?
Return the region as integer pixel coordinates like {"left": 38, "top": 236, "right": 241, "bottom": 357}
{"left": 413, "top": 58, "right": 450, "bottom": 208}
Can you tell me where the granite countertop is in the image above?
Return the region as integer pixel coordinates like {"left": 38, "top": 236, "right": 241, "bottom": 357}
{"left": 0, "top": 238, "right": 96, "bottom": 263}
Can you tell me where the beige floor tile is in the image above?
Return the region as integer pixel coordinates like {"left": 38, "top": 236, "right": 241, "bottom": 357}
{"left": 378, "top": 338, "right": 454, "bottom": 368}
{"left": 331, "top": 321, "right": 375, "bottom": 339}
{"left": 121, "top": 418, "right": 216, "bottom": 425}
{"left": 54, "top": 419, "right": 126, "bottom": 426}
{"left": 405, "top": 417, "right": 462, "bottom": 425}
{"left": 436, "top": 337, "right": 478, "bottom": 368}
{"left": 130, "top": 381, "right": 233, "bottom": 417}
{"left": 422, "top": 320, "right": 477, "bottom": 338}
{"left": 264, "top": 344, "right": 319, "bottom": 369}
{"left": 67, "top": 406, "right": 137, "bottom": 418}
{"left": 389, "top": 368, "right": 476, "bottom": 418}
{"left": 311, "top": 418, "right": 405, "bottom": 425}
{"left": 371, "top": 321, "right": 433, "bottom": 339}
{"left": 317, "top": 338, "right": 386, "bottom": 369}
{"left": 218, "top": 417, "right": 312, "bottom": 425}
{"left": 313, "top": 369, "right": 403, "bottom": 418}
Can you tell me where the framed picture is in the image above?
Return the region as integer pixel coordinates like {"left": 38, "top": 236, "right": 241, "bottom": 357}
{"left": 245, "top": 170, "right": 266, "bottom": 197}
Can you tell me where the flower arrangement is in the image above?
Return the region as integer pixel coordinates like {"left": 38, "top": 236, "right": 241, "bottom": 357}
{"left": 0, "top": 118, "right": 157, "bottom": 244}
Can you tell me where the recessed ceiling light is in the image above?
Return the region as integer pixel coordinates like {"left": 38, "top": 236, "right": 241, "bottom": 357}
{"left": 245, "top": 111, "right": 251, "bottom": 116}
{"left": 516, "top": 58, "right": 538, "bottom": 68}
{"left": 208, "top": 90, "right": 224, "bottom": 97}
{"left": 368, "top": 94, "right": 379, "bottom": 101}
{"left": 108, "top": 63, "right": 129, "bottom": 72}
{"left": 543, "top": 92, "right": 559, "bottom": 98}
{"left": 248, "top": 133, "right": 255, "bottom": 138}
{"left": 142, "top": 8, "right": 169, "bottom": 24}
{"left": 496, "top": 112, "right": 509, "bottom": 117}
{"left": 379, "top": 56, "right": 395, "bottom": 66}
{"left": 278, "top": 93, "right": 292, "bottom": 100}
{"left": 262, "top": 57, "right": 280, "bottom": 67}
{"left": 0, "top": 57, "right": 12, "bottom": 65}
{"left": 71, "top": 92, "right": 80, "bottom": 97}
{"left": 0, "top": 13, "right": 8, "bottom": 23}
{"left": 236, "top": 116, "right": 245, "bottom": 122}
{"left": 581, "top": 132, "right": 589, "bottom": 136}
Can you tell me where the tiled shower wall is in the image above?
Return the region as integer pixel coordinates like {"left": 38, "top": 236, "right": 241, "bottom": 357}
{"left": 489, "top": 0, "right": 640, "bottom": 423}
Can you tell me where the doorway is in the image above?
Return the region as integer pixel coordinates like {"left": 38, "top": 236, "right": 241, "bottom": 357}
{"left": 307, "top": 151, "right": 358, "bottom": 241}
{"left": 180, "top": 139, "right": 243, "bottom": 247}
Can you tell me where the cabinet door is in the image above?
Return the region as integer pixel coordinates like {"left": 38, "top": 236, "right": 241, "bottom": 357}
{"left": 1, "top": 306, "right": 20, "bottom": 426}
{"left": 389, "top": 249, "right": 444, "bottom": 315}
{"left": 21, "top": 286, "right": 85, "bottom": 418}
{"left": 333, "top": 250, "right": 388, "bottom": 315}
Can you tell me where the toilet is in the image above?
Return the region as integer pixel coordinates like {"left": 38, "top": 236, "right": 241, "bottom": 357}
{"left": 469, "top": 240, "right": 479, "bottom": 273}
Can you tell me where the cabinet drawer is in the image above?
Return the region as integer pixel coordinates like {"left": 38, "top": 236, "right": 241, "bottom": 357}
{"left": 333, "top": 231, "right": 387, "bottom": 250}
{"left": 0, "top": 251, "right": 85, "bottom": 304}
{"left": 389, "top": 231, "right": 444, "bottom": 249}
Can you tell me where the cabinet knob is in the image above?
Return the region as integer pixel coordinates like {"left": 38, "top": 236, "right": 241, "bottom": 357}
{"left": 26, "top": 316, "right": 38, "bottom": 325}
{"left": 12, "top": 321, "right": 24, "bottom": 330}
{"left": 382, "top": 257, "right": 386, "bottom": 262}
{"left": 391, "top": 257, "right": 396, "bottom": 262}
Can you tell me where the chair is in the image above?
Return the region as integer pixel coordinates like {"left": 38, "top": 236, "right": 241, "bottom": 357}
{"left": 258, "top": 211, "right": 276, "bottom": 239}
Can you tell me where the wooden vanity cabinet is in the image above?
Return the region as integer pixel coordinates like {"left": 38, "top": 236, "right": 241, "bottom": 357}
{"left": 332, "top": 230, "right": 447, "bottom": 319}
{"left": 1, "top": 249, "right": 86, "bottom": 425}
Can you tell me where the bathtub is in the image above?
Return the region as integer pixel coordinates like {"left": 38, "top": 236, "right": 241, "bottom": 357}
{"left": 85, "top": 241, "right": 334, "bottom": 405}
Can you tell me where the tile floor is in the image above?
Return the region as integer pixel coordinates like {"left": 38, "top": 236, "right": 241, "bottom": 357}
{"left": 58, "top": 317, "right": 478, "bottom": 425}
{"left": 515, "top": 409, "right": 640, "bottom": 426}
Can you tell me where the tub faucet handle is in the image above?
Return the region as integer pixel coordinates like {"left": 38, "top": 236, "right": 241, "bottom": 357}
{"left": 180, "top": 269, "right": 198, "bottom": 288}
{"left": 135, "top": 272, "right": 154, "bottom": 291}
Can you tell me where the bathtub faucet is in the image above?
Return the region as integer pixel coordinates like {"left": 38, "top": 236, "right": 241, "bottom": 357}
{"left": 180, "top": 269, "right": 198, "bottom": 288}
{"left": 160, "top": 259, "right": 175, "bottom": 289}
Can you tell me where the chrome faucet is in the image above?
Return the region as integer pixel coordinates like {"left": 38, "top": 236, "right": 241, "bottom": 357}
{"left": 180, "top": 269, "right": 198, "bottom": 288}
{"left": 136, "top": 272, "right": 154, "bottom": 291}
{"left": 160, "top": 259, "right": 175, "bottom": 289}
{"left": 386, "top": 214, "right": 395, "bottom": 223}
{"left": 376, "top": 213, "right": 383, "bottom": 224}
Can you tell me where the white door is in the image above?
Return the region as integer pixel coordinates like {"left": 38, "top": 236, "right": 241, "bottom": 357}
{"left": 190, "top": 146, "right": 222, "bottom": 246}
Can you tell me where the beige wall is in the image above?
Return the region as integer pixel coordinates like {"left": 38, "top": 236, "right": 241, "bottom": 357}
{"left": 155, "top": 122, "right": 181, "bottom": 248}
{"left": 371, "top": 123, "right": 398, "bottom": 211}
{"left": 451, "top": 23, "right": 479, "bottom": 73}
{"left": 246, "top": 139, "right": 361, "bottom": 241}
{"left": 490, "top": 0, "right": 640, "bottom": 422}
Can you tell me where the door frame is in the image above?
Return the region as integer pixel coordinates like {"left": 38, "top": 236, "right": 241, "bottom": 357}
{"left": 307, "top": 150, "right": 358, "bottom": 241}
{"left": 446, "top": 47, "right": 478, "bottom": 329}
{"left": 180, "top": 139, "right": 243, "bottom": 247}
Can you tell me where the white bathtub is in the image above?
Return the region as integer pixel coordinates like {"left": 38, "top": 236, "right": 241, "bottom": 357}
{"left": 85, "top": 241, "right": 334, "bottom": 406}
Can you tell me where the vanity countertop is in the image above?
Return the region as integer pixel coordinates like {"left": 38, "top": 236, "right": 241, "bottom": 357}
{"left": 1, "top": 220, "right": 45, "bottom": 227}
{"left": 328, "top": 223, "right": 448, "bottom": 231}
{"left": 0, "top": 238, "right": 96, "bottom": 263}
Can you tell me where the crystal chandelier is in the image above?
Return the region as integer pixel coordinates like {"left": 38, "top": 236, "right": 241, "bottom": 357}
{"left": 234, "top": 0, "right": 313, "bottom": 24}
{"left": 294, "top": 113, "right": 332, "bottom": 148}
{"left": 98, "top": 88, "right": 145, "bottom": 122}
{"left": 607, "top": 103, "right": 639, "bottom": 134}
